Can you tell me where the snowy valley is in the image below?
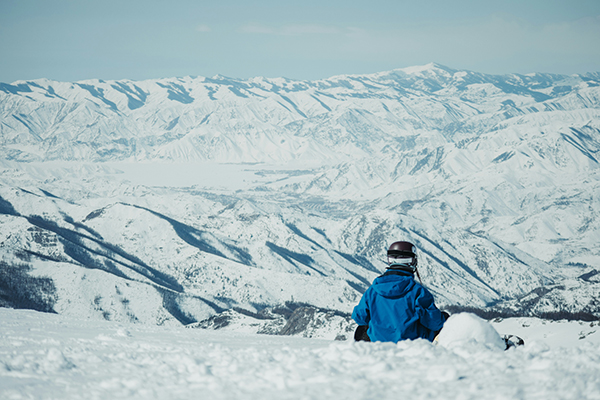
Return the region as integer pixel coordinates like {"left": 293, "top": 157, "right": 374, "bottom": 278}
{"left": 1, "top": 63, "right": 600, "bottom": 335}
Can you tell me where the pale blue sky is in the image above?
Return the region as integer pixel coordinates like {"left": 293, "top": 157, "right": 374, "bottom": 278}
{"left": 1, "top": 0, "right": 599, "bottom": 83}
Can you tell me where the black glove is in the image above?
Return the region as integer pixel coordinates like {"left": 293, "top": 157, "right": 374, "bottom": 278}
{"left": 354, "top": 325, "right": 371, "bottom": 342}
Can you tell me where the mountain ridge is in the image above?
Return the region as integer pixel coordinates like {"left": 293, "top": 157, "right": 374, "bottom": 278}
{"left": 2, "top": 63, "right": 599, "bottom": 166}
{"left": 1, "top": 64, "right": 599, "bottom": 333}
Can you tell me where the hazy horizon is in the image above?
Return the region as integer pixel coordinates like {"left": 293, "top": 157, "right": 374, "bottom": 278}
{"left": 1, "top": 0, "right": 599, "bottom": 83}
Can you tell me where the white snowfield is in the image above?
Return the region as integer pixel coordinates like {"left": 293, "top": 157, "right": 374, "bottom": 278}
{"left": 1, "top": 308, "right": 599, "bottom": 400}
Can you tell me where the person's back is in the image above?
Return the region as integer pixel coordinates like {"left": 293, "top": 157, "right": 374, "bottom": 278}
{"left": 352, "top": 241, "right": 446, "bottom": 343}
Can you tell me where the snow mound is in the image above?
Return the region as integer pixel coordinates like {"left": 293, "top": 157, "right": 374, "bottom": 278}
{"left": 436, "top": 313, "right": 505, "bottom": 350}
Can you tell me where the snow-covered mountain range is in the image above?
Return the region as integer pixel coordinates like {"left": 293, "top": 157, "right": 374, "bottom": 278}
{"left": 1, "top": 63, "right": 599, "bottom": 332}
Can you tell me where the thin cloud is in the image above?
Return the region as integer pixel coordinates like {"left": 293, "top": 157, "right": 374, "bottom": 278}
{"left": 239, "top": 23, "right": 341, "bottom": 36}
{"left": 345, "top": 27, "right": 368, "bottom": 37}
{"left": 281, "top": 25, "right": 340, "bottom": 35}
{"left": 196, "top": 25, "right": 211, "bottom": 32}
{"left": 239, "top": 24, "right": 276, "bottom": 34}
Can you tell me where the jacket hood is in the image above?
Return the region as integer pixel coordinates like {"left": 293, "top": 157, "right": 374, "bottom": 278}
{"left": 372, "top": 272, "right": 416, "bottom": 298}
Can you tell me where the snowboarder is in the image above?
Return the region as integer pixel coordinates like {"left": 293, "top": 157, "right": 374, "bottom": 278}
{"left": 352, "top": 241, "right": 448, "bottom": 343}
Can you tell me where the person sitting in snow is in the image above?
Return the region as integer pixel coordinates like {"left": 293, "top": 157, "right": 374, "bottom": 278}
{"left": 352, "top": 241, "right": 448, "bottom": 343}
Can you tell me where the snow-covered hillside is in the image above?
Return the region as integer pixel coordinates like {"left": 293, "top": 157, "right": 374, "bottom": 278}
{"left": 1, "top": 63, "right": 599, "bottom": 328}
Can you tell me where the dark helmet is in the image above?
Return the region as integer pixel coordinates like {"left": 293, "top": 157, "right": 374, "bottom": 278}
{"left": 387, "top": 241, "right": 418, "bottom": 270}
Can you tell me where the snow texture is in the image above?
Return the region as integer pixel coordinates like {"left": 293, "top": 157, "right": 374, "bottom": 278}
{"left": 1, "top": 308, "right": 600, "bottom": 400}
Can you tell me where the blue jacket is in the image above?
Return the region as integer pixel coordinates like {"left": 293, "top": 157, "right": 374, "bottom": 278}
{"left": 352, "top": 270, "right": 446, "bottom": 343}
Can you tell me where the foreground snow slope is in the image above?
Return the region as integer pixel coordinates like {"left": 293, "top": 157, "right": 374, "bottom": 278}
{"left": 1, "top": 308, "right": 599, "bottom": 400}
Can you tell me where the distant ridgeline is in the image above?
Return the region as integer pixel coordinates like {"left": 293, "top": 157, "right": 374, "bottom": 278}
{"left": 1, "top": 63, "right": 599, "bottom": 164}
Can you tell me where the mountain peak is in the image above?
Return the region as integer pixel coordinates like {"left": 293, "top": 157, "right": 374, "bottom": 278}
{"left": 395, "top": 62, "right": 456, "bottom": 76}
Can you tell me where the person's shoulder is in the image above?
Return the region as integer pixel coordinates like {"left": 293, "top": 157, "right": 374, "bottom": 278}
{"left": 413, "top": 281, "right": 434, "bottom": 296}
